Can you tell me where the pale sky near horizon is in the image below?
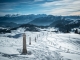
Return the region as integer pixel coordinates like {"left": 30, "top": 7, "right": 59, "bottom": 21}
{"left": 0, "top": 0, "right": 80, "bottom": 16}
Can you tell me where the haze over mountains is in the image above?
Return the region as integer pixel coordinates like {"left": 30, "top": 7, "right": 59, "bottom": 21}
{"left": 0, "top": 14, "right": 80, "bottom": 32}
{"left": 0, "top": 14, "right": 47, "bottom": 24}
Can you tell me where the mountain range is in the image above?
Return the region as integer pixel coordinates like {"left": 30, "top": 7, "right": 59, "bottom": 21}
{"left": 0, "top": 14, "right": 47, "bottom": 24}
{"left": 0, "top": 14, "right": 80, "bottom": 32}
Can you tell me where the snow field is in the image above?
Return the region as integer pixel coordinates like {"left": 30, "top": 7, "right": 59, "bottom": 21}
{"left": 0, "top": 28, "right": 80, "bottom": 60}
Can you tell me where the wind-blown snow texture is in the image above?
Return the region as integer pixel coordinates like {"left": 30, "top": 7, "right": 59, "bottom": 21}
{"left": 0, "top": 28, "right": 80, "bottom": 60}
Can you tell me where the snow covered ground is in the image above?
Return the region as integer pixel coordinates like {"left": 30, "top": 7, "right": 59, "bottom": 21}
{"left": 0, "top": 28, "right": 80, "bottom": 60}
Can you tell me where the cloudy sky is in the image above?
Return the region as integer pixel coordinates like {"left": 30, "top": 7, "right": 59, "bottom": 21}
{"left": 0, "top": 0, "right": 80, "bottom": 16}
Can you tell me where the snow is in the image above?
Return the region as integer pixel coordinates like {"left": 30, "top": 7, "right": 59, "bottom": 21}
{"left": 0, "top": 28, "right": 80, "bottom": 60}
{"left": 60, "top": 52, "right": 80, "bottom": 60}
{"left": 0, "top": 47, "right": 19, "bottom": 54}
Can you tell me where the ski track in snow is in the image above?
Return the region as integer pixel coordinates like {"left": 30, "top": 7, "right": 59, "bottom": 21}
{"left": 0, "top": 28, "right": 80, "bottom": 60}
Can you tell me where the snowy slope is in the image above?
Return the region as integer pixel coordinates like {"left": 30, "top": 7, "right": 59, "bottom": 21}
{"left": 0, "top": 28, "right": 80, "bottom": 60}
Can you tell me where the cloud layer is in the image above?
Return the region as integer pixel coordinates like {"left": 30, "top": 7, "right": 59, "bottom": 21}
{"left": 0, "top": 0, "right": 80, "bottom": 16}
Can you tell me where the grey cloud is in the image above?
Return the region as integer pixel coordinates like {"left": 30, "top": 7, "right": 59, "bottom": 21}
{"left": 0, "top": 0, "right": 34, "bottom": 3}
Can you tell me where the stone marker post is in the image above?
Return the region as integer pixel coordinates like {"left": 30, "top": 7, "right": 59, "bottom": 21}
{"left": 39, "top": 34, "right": 40, "bottom": 37}
{"left": 43, "top": 33, "right": 44, "bottom": 35}
{"left": 29, "top": 37, "right": 31, "bottom": 45}
{"left": 37, "top": 35, "right": 38, "bottom": 38}
{"left": 22, "top": 33, "right": 27, "bottom": 54}
{"left": 35, "top": 37, "right": 36, "bottom": 42}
